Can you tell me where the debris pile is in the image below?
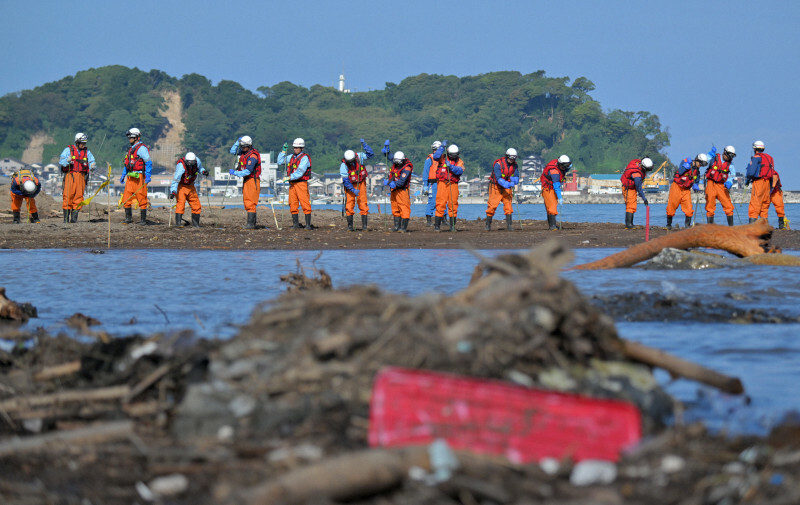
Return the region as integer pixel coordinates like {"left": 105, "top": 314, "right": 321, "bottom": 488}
{"left": 0, "top": 240, "right": 798, "bottom": 504}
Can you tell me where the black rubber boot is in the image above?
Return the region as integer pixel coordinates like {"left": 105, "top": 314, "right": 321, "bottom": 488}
{"left": 70, "top": 210, "right": 79, "bottom": 223}
{"left": 191, "top": 213, "right": 200, "bottom": 228}
{"left": 138, "top": 210, "right": 147, "bottom": 225}
{"left": 548, "top": 214, "right": 559, "bottom": 230}
{"left": 506, "top": 214, "right": 513, "bottom": 231}
{"left": 625, "top": 212, "right": 635, "bottom": 229}
{"left": 707, "top": 215, "right": 714, "bottom": 224}
{"left": 175, "top": 213, "right": 183, "bottom": 227}
{"left": 449, "top": 217, "right": 457, "bottom": 232}
{"left": 426, "top": 215, "right": 432, "bottom": 227}
{"left": 63, "top": 209, "right": 69, "bottom": 223}
{"left": 434, "top": 216, "right": 442, "bottom": 231}
{"left": 245, "top": 212, "right": 256, "bottom": 229}
{"left": 685, "top": 216, "right": 693, "bottom": 228}
{"left": 484, "top": 216, "right": 492, "bottom": 231}
{"left": 124, "top": 207, "right": 133, "bottom": 224}
{"left": 393, "top": 216, "right": 401, "bottom": 232}
{"left": 749, "top": 217, "right": 757, "bottom": 224}
{"left": 779, "top": 217, "right": 785, "bottom": 229}
{"left": 346, "top": 215, "right": 354, "bottom": 231}
{"left": 727, "top": 215, "right": 734, "bottom": 226}
{"left": 666, "top": 216, "right": 673, "bottom": 229}
{"left": 305, "top": 214, "right": 313, "bottom": 230}
{"left": 12, "top": 212, "right": 20, "bottom": 224}
{"left": 361, "top": 215, "right": 368, "bottom": 231}
{"left": 401, "top": 218, "right": 409, "bottom": 233}
{"left": 30, "top": 212, "right": 40, "bottom": 223}
{"left": 292, "top": 214, "right": 301, "bottom": 229}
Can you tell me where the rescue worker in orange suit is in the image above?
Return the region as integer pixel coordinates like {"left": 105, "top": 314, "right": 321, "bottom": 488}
{"left": 745, "top": 140, "right": 776, "bottom": 224}
{"left": 9, "top": 168, "right": 41, "bottom": 224}
{"left": 433, "top": 142, "right": 464, "bottom": 232}
{"left": 170, "top": 152, "right": 208, "bottom": 228}
{"left": 423, "top": 140, "right": 446, "bottom": 225}
{"left": 228, "top": 135, "right": 261, "bottom": 229}
{"left": 540, "top": 155, "right": 572, "bottom": 230}
{"left": 340, "top": 139, "right": 374, "bottom": 231}
{"left": 704, "top": 145, "right": 736, "bottom": 226}
{"left": 385, "top": 150, "right": 414, "bottom": 232}
{"left": 620, "top": 157, "right": 654, "bottom": 229}
{"left": 120, "top": 128, "right": 152, "bottom": 225}
{"left": 58, "top": 132, "right": 96, "bottom": 223}
{"left": 485, "top": 148, "right": 520, "bottom": 231}
{"left": 666, "top": 153, "right": 707, "bottom": 229}
{"left": 762, "top": 169, "right": 787, "bottom": 229}
{"left": 277, "top": 138, "right": 314, "bottom": 230}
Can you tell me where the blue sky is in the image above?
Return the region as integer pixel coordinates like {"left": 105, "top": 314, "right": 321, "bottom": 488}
{"left": 2, "top": 0, "right": 799, "bottom": 187}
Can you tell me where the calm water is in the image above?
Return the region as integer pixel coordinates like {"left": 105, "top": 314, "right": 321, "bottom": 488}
{"left": 1, "top": 246, "right": 798, "bottom": 434}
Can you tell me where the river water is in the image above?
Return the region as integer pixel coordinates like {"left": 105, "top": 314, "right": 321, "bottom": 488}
{"left": 2, "top": 205, "right": 798, "bottom": 434}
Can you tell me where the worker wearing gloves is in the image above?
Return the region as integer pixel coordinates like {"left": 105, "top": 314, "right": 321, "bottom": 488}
{"left": 620, "top": 157, "right": 654, "bottom": 229}
{"left": 385, "top": 150, "right": 414, "bottom": 232}
{"left": 762, "top": 169, "right": 787, "bottom": 229}
{"left": 433, "top": 142, "right": 464, "bottom": 232}
{"left": 229, "top": 136, "right": 262, "bottom": 229}
{"left": 120, "top": 128, "right": 152, "bottom": 225}
{"left": 485, "top": 148, "right": 519, "bottom": 231}
{"left": 666, "top": 153, "right": 706, "bottom": 229}
{"left": 422, "top": 141, "right": 446, "bottom": 226}
{"left": 340, "top": 139, "right": 374, "bottom": 231}
{"left": 277, "top": 138, "right": 314, "bottom": 230}
{"left": 59, "top": 132, "right": 96, "bottom": 223}
{"left": 170, "top": 152, "right": 208, "bottom": 228}
{"left": 744, "top": 140, "right": 776, "bottom": 223}
{"left": 9, "top": 168, "right": 41, "bottom": 224}
{"left": 704, "top": 145, "right": 736, "bottom": 226}
{"left": 540, "top": 155, "right": 571, "bottom": 230}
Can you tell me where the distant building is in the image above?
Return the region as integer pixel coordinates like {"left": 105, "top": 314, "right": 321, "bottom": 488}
{"left": 0, "top": 157, "right": 26, "bottom": 174}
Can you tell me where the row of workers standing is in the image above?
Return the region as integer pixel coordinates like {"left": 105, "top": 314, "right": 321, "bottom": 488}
{"left": 620, "top": 140, "right": 786, "bottom": 229}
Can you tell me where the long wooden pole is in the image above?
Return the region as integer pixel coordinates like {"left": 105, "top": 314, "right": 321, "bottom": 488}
{"left": 570, "top": 219, "right": 774, "bottom": 270}
{"left": 107, "top": 163, "right": 111, "bottom": 248}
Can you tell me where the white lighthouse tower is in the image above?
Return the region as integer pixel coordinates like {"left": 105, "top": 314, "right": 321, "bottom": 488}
{"left": 338, "top": 71, "right": 350, "bottom": 93}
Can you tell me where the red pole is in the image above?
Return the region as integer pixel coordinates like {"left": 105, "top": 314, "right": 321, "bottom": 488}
{"left": 645, "top": 205, "right": 650, "bottom": 241}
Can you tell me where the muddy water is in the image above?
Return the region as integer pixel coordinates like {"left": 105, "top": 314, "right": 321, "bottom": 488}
{"left": 1, "top": 247, "right": 798, "bottom": 434}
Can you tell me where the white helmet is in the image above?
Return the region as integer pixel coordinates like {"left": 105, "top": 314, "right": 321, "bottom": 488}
{"left": 292, "top": 138, "right": 305, "bottom": 148}
{"left": 752, "top": 140, "right": 765, "bottom": 151}
{"left": 393, "top": 151, "right": 405, "bottom": 163}
{"left": 505, "top": 148, "right": 518, "bottom": 159}
{"left": 431, "top": 141, "right": 442, "bottom": 150}
{"left": 239, "top": 135, "right": 252, "bottom": 148}
{"left": 74, "top": 132, "right": 87, "bottom": 143}
{"left": 695, "top": 153, "right": 709, "bottom": 165}
{"left": 22, "top": 180, "right": 36, "bottom": 194}
{"left": 125, "top": 127, "right": 141, "bottom": 138}
{"left": 344, "top": 149, "right": 356, "bottom": 162}
{"left": 558, "top": 154, "right": 571, "bottom": 166}
{"left": 724, "top": 145, "right": 736, "bottom": 157}
{"left": 447, "top": 144, "right": 459, "bottom": 156}
{"left": 641, "top": 157, "right": 654, "bottom": 170}
{"left": 185, "top": 152, "right": 197, "bottom": 162}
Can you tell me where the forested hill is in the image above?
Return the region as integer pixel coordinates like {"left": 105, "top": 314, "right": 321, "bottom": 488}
{"left": 0, "top": 65, "right": 671, "bottom": 177}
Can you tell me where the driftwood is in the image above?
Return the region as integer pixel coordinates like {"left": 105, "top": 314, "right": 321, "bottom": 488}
{"left": 0, "top": 420, "right": 133, "bottom": 457}
{"left": 0, "top": 287, "right": 34, "bottom": 322}
{"left": 33, "top": 361, "right": 81, "bottom": 381}
{"left": 571, "top": 219, "right": 775, "bottom": 270}
{"left": 0, "top": 385, "right": 130, "bottom": 415}
{"left": 240, "top": 446, "right": 430, "bottom": 505}
{"left": 620, "top": 339, "right": 743, "bottom": 395}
